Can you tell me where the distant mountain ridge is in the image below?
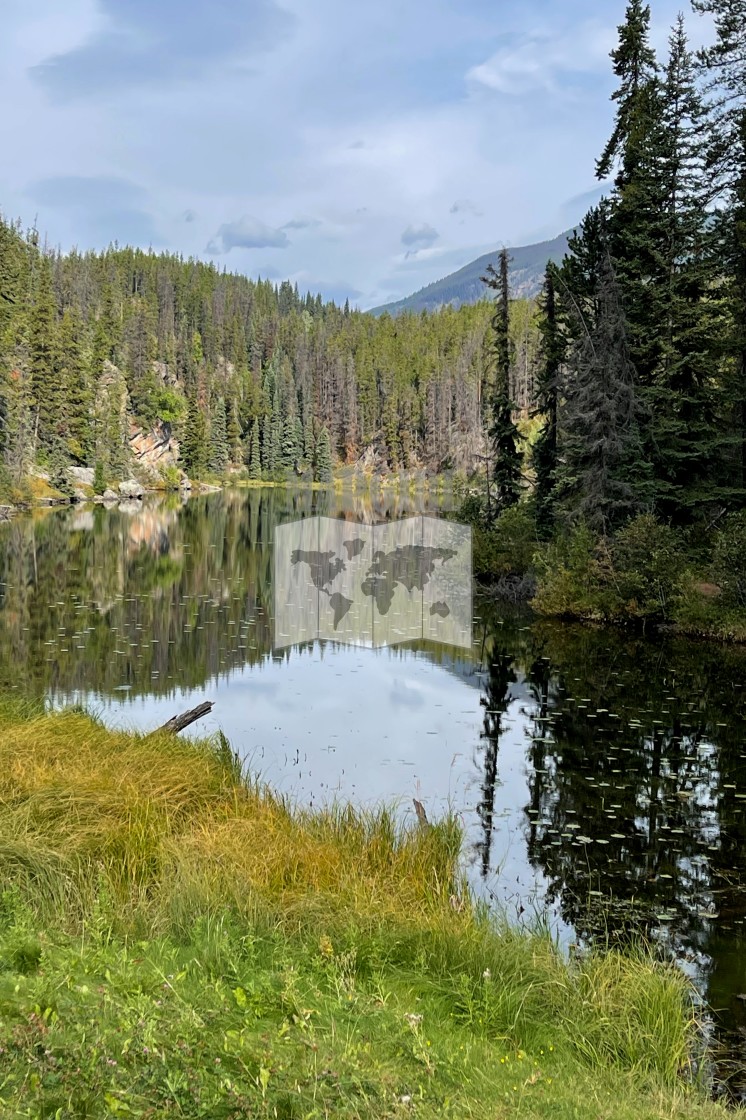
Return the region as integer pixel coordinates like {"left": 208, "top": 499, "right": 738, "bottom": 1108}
{"left": 369, "top": 229, "right": 573, "bottom": 316}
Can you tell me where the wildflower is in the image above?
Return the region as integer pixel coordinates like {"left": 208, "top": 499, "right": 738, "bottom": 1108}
{"left": 106, "top": 1059, "right": 117, "bottom": 1067}
{"left": 482, "top": 968, "right": 492, "bottom": 981}
{"left": 404, "top": 1013, "right": 423, "bottom": 1028}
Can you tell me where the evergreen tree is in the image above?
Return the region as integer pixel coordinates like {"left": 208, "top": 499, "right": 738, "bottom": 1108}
{"left": 651, "top": 15, "right": 723, "bottom": 516}
{"left": 248, "top": 417, "right": 261, "bottom": 479}
{"left": 598, "top": 0, "right": 665, "bottom": 399}
{"left": 693, "top": 0, "right": 746, "bottom": 496}
{"left": 28, "top": 254, "right": 62, "bottom": 457}
{"left": 481, "top": 248, "right": 522, "bottom": 517}
{"left": 280, "top": 414, "right": 299, "bottom": 469}
{"left": 181, "top": 394, "right": 208, "bottom": 479}
{"left": 227, "top": 399, "right": 242, "bottom": 465}
{"left": 293, "top": 416, "right": 304, "bottom": 466}
{"left": 533, "top": 265, "right": 562, "bottom": 537}
{"left": 57, "top": 307, "right": 92, "bottom": 463}
{"left": 596, "top": 0, "right": 658, "bottom": 180}
{"left": 558, "top": 239, "right": 651, "bottom": 533}
{"left": 208, "top": 397, "right": 229, "bottom": 474}
{"left": 314, "top": 425, "right": 333, "bottom": 483}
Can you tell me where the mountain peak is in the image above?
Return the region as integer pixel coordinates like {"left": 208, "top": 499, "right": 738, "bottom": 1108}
{"left": 369, "top": 229, "right": 573, "bottom": 316}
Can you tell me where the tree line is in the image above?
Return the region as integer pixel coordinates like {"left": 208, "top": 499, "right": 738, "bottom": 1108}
{"left": 0, "top": 212, "right": 548, "bottom": 497}
{"left": 485, "top": 0, "right": 746, "bottom": 537}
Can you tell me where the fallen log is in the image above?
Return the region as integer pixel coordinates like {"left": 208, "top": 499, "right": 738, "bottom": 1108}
{"left": 157, "top": 701, "right": 214, "bottom": 735}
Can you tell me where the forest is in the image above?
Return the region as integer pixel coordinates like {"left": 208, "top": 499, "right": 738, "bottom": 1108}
{"left": 1, "top": 0, "right": 745, "bottom": 595}
{"left": 0, "top": 211, "right": 545, "bottom": 499}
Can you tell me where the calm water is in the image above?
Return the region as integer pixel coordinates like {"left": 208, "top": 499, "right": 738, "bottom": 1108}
{"left": 2, "top": 487, "right": 746, "bottom": 1094}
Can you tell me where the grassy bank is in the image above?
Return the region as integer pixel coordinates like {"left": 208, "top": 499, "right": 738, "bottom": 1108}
{"left": 0, "top": 700, "right": 729, "bottom": 1118}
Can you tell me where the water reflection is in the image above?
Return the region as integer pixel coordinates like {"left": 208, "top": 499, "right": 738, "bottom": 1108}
{"left": 1, "top": 490, "right": 746, "bottom": 1091}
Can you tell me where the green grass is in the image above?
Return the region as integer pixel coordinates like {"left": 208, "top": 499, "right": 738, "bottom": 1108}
{"left": 0, "top": 704, "right": 732, "bottom": 1118}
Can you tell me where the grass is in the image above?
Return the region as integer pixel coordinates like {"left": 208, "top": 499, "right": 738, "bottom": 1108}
{"left": 0, "top": 700, "right": 732, "bottom": 1118}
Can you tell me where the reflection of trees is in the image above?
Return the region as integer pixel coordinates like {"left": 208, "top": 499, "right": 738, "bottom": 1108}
{"left": 513, "top": 621, "right": 746, "bottom": 1090}
{"left": 0, "top": 488, "right": 464, "bottom": 702}
{"left": 475, "top": 639, "right": 516, "bottom": 878}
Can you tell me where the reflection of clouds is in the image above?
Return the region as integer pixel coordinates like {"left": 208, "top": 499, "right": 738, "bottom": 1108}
{"left": 389, "top": 679, "right": 426, "bottom": 709}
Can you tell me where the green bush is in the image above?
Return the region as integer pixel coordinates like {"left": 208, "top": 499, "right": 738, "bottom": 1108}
{"left": 712, "top": 511, "right": 746, "bottom": 609}
{"left": 159, "top": 465, "right": 181, "bottom": 492}
{"left": 531, "top": 521, "right": 609, "bottom": 619}
{"left": 533, "top": 516, "right": 687, "bottom": 624}
{"left": 611, "top": 514, "right": 685, "bottom": 619}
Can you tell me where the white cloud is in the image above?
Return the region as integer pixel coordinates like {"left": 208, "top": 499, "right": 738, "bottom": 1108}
{"left": 0, "top": 0, "right": 709, "bottom": 307}
{"left": 206, "top": 216, "right": 290, "bottom": 254}
{"left": 467, "top": 22, "right": 616, "bottom": 96}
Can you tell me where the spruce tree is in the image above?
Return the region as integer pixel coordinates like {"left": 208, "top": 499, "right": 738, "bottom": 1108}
{"left": 208, "top": 397, "right": 229, "bottom": 475}
{"left": 314, "top": 426, "right": 333, "bottom": 483}
{"left": 248, "top": 417, "right": 262, "bottom": 479}
{"left": 533, "top": 265, "right": 562, "bottom": 537}
{"left": 280, "top": 414, "right": 299, "bottom": 470}
{"left": 181, "top": 394, "right": 207, "bottom": 479}
{"left": 598, "top": 0, "right": 665, "bottom": 399}
{"left": 651, "top": 15, "right": 723, "bottom": 516}
{"left": 481, "top": 248, "right": 522, "bottom": 518}
{"left": 28, "top": 254, "right": 62, "bottom": 457}
{"left": 227, "top": 399, "right": 242, "bottom": 465}
{"left": 693, "top": 0, "right": 746, "bottom": 497}
{"left": 57, "top": 307, "right": 92, "bottom": 463}
{"left": 596, "top": 0, "right": 658, "bottom": 181}
{"left": 558, "top": 240, "right": 652, "bottom": 533}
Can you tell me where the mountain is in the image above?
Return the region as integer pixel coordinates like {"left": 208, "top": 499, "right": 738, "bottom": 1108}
{"left": 369, "top": 229, "right": 573, "bottom": 316}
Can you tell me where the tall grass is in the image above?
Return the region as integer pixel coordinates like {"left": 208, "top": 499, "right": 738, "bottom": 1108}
{"left": 0, "top": 706, "right": 713, "bottom": 1101}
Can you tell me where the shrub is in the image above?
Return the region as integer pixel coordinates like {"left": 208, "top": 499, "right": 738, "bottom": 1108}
{"left": 611, "top": 514, "right": 685, "bottom": 620}
{"left": 531, "top": 521, "right": 609, "bottom": 619}
{"left": 712, "top": 511, "right": 746, "bottom": 609}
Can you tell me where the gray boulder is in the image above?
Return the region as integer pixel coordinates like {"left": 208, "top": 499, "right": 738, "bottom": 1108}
{"left": 119, "top": 480, "right": 144, "bottom": 500}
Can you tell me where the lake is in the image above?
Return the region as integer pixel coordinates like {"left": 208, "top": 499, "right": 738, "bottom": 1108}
{"left": 1, "top": 486, "right": 746, "bottom": 1095}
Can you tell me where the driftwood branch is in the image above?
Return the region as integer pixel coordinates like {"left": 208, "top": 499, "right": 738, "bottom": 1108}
{"left": 157, "top": 701, "right": 214, "bottom": 735}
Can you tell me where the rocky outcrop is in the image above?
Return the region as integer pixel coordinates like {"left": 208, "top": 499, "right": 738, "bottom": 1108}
{"left": 68, "top": 467, "right": 95, "bottom": 488}
{"left": 129, "top": 421, "right": 180, "bottom": 470}
{"left": 119, "top": 480, "right": 144, "bottom": 500}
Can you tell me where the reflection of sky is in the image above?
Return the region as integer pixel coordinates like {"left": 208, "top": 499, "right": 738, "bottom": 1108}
{"left": 67, "top": 638, "right": 556, "bottom": 925}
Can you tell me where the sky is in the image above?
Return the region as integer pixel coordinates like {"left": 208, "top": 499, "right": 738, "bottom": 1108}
{"left": 0, "top": 0, "right": 715, "bottom": 310}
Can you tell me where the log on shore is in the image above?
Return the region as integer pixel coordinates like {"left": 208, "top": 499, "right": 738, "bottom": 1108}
{"left": 157, "top": 701, "right": 214, "bottom": 735}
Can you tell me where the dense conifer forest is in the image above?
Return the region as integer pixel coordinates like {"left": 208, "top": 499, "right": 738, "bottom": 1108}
{"left": 1, "top": 0, "right": 745, "bottom": 561}
{"left": 0, "top": 215, "right": 547, "bottom": 497}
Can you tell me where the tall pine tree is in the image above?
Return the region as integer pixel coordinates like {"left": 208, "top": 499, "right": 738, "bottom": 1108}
{"left": 481, "top": 248, "right": 522, "bottom": 518}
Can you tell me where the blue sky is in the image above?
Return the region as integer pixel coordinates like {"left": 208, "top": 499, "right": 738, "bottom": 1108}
{"left": 1, "top": 0, "right": 714, "bottom": 309}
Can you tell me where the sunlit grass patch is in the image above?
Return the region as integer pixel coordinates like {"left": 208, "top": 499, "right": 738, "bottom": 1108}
{"left": 0, "top": 705, "right": 728, "bottom": 1118}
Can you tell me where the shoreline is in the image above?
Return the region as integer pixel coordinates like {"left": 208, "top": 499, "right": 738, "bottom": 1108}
{"left": 0, "top": 700, "right": 728, "bottom": 1119}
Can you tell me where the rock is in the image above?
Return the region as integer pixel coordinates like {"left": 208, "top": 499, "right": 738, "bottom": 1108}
{"left": 0, "top": 505, "right": 13, "bottom": 522}
{"left": 180, "top": 476, "right": 192, "bottom": 491}
{"left": 68, "top": 466, "right": 95, "bottom": 488}
{"left": 72, "top": 488, "right": 89, "bottom": 504}
{"left": 101, "top": 488, "right": 119, "bottom": 503}
{"left": 119, "top": 480, "right": 144, "bottom": 500}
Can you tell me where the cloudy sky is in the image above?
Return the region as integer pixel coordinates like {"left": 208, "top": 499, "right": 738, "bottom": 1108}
{"left": 1, "top": 0, "right": 714, "bottom": 309}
